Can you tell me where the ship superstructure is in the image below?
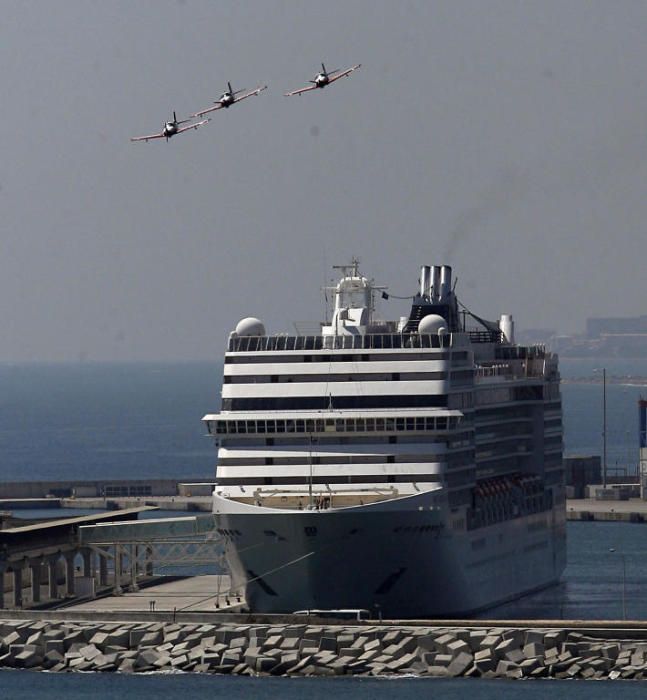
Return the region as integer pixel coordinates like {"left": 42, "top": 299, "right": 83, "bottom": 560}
{"left": 203, "top": 261, "right": 566, "bottom": 617}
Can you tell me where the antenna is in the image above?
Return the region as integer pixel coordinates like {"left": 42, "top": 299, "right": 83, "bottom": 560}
{"left": 308, "top": 434, "right": 314, "bottom": 509}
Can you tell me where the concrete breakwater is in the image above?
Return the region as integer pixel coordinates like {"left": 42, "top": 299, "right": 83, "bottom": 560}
{"left": 2, "top": 618, "right": 647, "bottom": 679}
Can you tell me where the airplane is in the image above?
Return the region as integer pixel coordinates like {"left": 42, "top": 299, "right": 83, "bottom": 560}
{"left": 284, "top": 63, "right": 361, "bottom": 97}
{"left": 192, "top": 82, "right": 268, "bottom": 118}
{"left": 130, "top": 111, "right": 209, "bottom": 143}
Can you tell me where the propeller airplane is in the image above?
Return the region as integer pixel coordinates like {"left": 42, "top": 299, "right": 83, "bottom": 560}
{"left": 130, "top": 111, "right": 209, "bottom": 143}
{"left": 284, "top": 63, "right": 361, "bottom": 97}
{"left": 193, "top": 82, "right": 268, "bottom": 118}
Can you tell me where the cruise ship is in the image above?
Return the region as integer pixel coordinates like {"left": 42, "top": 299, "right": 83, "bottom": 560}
{"left": 203, "top": 261, "right": 566, "bottom": 618}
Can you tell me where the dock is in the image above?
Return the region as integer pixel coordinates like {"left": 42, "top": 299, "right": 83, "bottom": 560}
{"left": 566, "top": 498, "right": 647, "bottom": 523}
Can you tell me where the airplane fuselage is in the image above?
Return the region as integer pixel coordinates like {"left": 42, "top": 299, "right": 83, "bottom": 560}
{"left": 314, "top": 74, "right": 329, "bottom": 88}
{"left": 163, "top": 123, "right": 178, "bottom": 137}
{"left": 220, "top": 92, "right": 235, "bottom": 107}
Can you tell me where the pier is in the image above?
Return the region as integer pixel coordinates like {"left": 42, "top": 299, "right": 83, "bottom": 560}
{"left": 566, "top": 498, "right": 647, "bottom": 523}
{"left": 0, "top": 507, "right": 159, "bottom": 610}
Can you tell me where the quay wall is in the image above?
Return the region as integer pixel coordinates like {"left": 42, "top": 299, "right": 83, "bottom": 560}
{"left": 0, "top": 479, "right": 214, "bottom": 502}
{"left": 567, "top": 510, "right": 647, "bottom": 523}
{"left": 2, "top": 613, "right": 647, "bottom": 679}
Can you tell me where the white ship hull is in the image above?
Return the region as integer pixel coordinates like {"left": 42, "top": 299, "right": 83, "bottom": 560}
{"left": 205, "top": 261, "right": 567, "bottom": 619}
{"left": 215, "top": 491, "right": 567, "bottom": 618}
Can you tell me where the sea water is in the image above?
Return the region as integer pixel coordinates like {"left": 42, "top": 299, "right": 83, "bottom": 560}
{"left": 2, "top": 672, "right": 647, "bottom": 699}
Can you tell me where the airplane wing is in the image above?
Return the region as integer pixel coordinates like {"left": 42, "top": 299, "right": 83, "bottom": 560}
{"left": 328, "top": 64, "right": 361, "bottom": 84}
{"left": 234, "top": 85, "right": 268, "bottom": 103}
{"left": 193, "top": 102, "right": 225, "bottom": 118}
{"left": 284, "top": 84, "right": 318, "bottom": 97}
{"left": 176, "top": 118, "right": 209, "bottom": 135}
{"left": 130, "top": 131, "right": 165, "bottom": 142}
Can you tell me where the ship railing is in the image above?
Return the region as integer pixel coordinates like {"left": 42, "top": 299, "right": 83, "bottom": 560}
{"left": 467, "top": 329, "right": 504, "bottom": 344}
{"left": 476, "top": 364, "right": 514, "bottom": 379}
{"left": 228, "top": 332, "right": 452, "bottom": 353}
{"left": 476, "top": 360, "right": 547, "bottom": 380}
{"left": 250, "top": 485, "right": 400, "bottom": 509}
{"left": 494, "top": 345, "right": 547, "bottom": 360}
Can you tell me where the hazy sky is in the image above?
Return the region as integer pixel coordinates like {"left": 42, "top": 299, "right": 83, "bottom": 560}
{"left": 3, "top": 1, "right": 647, "bottom": 361}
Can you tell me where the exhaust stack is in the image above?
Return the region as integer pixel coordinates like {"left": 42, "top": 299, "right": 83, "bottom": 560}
{"left": 439, "top": 265, "right": 452, "bottom": 302}
{"left": 420, "top": 265, "right": 432, "bottom": 299}
{"left": 431, "top": 266, "right": 442, "bottom": 303}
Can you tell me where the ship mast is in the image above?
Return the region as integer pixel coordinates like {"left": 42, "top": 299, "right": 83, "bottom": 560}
{"left": 308, "top": 434, "right": 314, "bottom": 509}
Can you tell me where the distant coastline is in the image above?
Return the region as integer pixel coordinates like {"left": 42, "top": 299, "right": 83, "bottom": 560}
{"left": 561, "top": 375, "right": 647, "bottom": 386}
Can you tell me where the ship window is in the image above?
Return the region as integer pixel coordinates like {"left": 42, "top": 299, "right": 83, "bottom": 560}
{"left": 425, "top": 417, "right": 434, "bottom": 430}
{"left": 356, "top": 419, "right": 365, "bottom": 431}
{"left": 437, "top": 417, "right": 447, "bottom": 430}
{"left": 336, "top": 419, "right": 344, "bottom": 431}
{"left": 286, "top": 420, "right": 296, "bottom": 432}
{"left": 346, "top": 419, "right": 355, "bottom": 432}
{"left": 267, "top": 420, "right": 276, "bottom": 433}
{"left": 406, "top": 418, "right": 415, "bottom": 430}
{"left": 227, "top": 422, "right": 236, "bottom": 434}
{"left": 276, "top": 420, "right": 285, "bottom": 433}
{"left": 396, "top": 418, "right": 405, "bottom": 431}
{"left": 305, "top": 419, "right": 315, "bottom": 433}
{"left": 366, "top": 419, "right": 375, "bottom": 432}
{"left": 216, "top": 422, "right": 226, "bottom": 435}
{"left": 416, "top": 417, "right": 425, "bottom": 430}
{"left": 296, "top": 420, "right": 305, "bottom": 432}
{"left": 376, "top": 418, "right": 385, "bottom": 431}
{"left": 315, "top": 419, "right": 324, "bottom": 432}
{"left": 257, "top": 421, "right": 266, "bottom": 433}
{"left": 264, "top": 477, "right": 273, "bottom": 485}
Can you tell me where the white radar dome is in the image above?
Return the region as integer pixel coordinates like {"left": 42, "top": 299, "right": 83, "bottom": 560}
{"left": 235, "top": 317, "right": 266, "bottom": 337}
{"left": 418, "top": 314, "right": 448, "bottom": 335}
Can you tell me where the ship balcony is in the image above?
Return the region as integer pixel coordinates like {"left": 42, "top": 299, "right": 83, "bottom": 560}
{"left": 214, "top": 482, "right": 444, "bottom": 512}
{"left": 475, "top": 360, "right": 548, "bottom": 382}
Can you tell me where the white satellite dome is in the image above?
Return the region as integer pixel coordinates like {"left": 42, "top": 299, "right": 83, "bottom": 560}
{"left": 418, "top": 314, "right": 448, "bottom": 335}
{"left": 235, "top": 317, "right": 266, "bottom": 337}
